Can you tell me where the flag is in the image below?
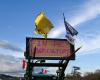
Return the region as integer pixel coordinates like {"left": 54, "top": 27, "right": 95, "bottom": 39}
{"left": 34, "top": 12, "right": 54, "bottom": 38}
{"left": 22, "top": 59, "right": 26, "bottom": 70}
{"left": 63, "top": 13, "right": 78, "bottom": 36}
{"left": 63, "top": 13, "right": 78, "bottom": 45}
{"left": 66, "top": 34, "right": 75, "bottom": 45}
{"left": 64, "top": 21, "right": 78, "bottom": 36}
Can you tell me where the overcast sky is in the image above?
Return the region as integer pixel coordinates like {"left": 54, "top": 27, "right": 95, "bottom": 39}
{"left": 0, "top": 0, "right": 100, "bottom": 76}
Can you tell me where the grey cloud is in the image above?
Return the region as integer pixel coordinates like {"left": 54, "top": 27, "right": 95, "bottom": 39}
{"left": 0, "top": 40, "right": 23, "bottom": 52}
{"left": 0, "top": 54, "right": 56, "bottom": 76}
{"left": 0, "top": 54, "right": 24, "bottom": 77}
{"left": 0, "top": 54, "right": 46, "bottom": 77}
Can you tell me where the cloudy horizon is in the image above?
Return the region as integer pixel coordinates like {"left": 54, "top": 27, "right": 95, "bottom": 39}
{"left": 0, "top": 0, "right": 100, "bottom": 76}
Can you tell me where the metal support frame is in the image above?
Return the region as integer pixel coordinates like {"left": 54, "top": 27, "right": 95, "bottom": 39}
{"left": 25, "top": 59, "right": 70, "bottom": 80}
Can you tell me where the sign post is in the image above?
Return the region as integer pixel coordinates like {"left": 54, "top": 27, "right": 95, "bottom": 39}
{"left": 24, "top": 37, "right": 75, "bottom": 80}
{"left": 23, "top": 13, "right": 79, "bottom": 80}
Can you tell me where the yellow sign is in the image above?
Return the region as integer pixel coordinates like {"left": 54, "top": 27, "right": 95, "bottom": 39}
{"left": 34, "top": 12, "right": 53, "bottom": 38}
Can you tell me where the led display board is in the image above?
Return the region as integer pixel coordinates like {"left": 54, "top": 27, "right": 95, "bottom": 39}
{"left": 26, "top": 38, "right": 75, "bottom": 60}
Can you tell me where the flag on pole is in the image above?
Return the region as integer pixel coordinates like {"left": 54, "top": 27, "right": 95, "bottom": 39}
{"left": 63, "top": 13, "right": 78, "bottom": 45}
{"left": 63, "top": 13, "right": 78, "bottom": 36}
{"left": 66, "top": 34, "right": 75, "bottom": 45}
{"left": 22, "top": 59, "right": 26, "bottom": 70}
{"left": 34, "top": 12, "right": 54, "bottom": 38}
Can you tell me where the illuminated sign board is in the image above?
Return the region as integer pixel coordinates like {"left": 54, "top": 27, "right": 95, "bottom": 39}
{"left": 26, "top": 38, "right": 75, "bottom": 60}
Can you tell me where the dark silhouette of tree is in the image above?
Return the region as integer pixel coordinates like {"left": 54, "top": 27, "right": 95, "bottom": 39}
{"left": 65, "top": 69, "right": 100, "bottom": 80}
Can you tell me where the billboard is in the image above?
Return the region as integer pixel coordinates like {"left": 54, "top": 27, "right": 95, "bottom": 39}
{"left": 26, "top": 38, "right": 75, "bottom": 60}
